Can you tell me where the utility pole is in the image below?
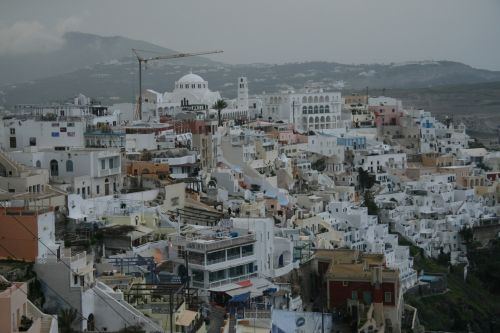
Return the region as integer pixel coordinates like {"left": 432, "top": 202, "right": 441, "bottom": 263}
{"left": 132, "top": 49, "right": 223, "bottom": 121}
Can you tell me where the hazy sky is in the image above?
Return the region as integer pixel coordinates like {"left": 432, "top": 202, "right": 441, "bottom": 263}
{"left": 1, "top": 0, "right": 500, "bottom": 70}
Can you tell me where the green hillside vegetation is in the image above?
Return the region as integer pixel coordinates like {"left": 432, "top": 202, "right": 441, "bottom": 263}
{"left": 401, "top": 237, "right": 500, "bottom": 332}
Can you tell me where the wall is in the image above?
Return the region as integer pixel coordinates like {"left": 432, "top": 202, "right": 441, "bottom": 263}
{"left": 162, "top": 182, "right": 186, "bottom": 212}
{"left": 1, "top": 119, "right": 85, "bottom": 151}
{"left": 0, "top": 213, "right": 38, "bottom": 261}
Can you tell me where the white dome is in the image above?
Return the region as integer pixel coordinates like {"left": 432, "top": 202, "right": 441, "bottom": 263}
{"left": 178, "top": 73, "right": 205, "bottom": 83}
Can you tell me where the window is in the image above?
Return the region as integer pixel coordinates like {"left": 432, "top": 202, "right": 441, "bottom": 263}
{"left": 242, "top": 244, "right": 254, "bottom": 256}
{"left": 101, "top": 159, "right": 105, "bottom": 170}
{"left": 352, "top": 291, "right": 358, "bottom": 300}
{"left": 10, "top": 128, "right": 15, "bottom": 135}
{"left": 109, "top": 158, "right": 114, "bottom": 169}
{"left": 229, "top": 265, "right": 244, "bottom": 277}
{"left": 384, "top": 292, "right": 392, "bottom": 303}
{"left": 96, "top": 185, "right": 100, "bottom": 194}
{"left": 192, "top": 269, "right": 204, "bottom": 282}
{"left": 9, "top": 137, "right": 16, "bottom": 148}
{"left": 29, "top": 137, "right": 36, "bottom": 146}
{"left": 227, "top": 247, "right": 240, "bottom": 260}
{"left": 66, "top": 160, "right": 73, "bottom": 172}
{"left": 67, "top": 132, "right": 75, "bottom": 137}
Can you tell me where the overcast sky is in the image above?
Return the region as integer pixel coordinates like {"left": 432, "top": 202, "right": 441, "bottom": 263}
{"left": 1, "top": 0, "right": 500, "bottom": 70}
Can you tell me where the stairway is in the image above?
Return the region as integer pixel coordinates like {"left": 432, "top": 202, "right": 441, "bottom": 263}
{"left": 228, "top": 315, "right": 236, "bottom": 333}
{"left": 40, "top": 317, "right": 53, "bottom": 333}
{"left": 0, "top": 149, "right": 25, "bottom": 176}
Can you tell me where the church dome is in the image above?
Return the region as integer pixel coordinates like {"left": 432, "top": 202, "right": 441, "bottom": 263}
{"left": 178, "top": 73, "right": 205, "bottom": 83}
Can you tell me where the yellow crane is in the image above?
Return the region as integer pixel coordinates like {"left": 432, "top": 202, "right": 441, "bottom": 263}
{"left": 132, "top": 48, "right": 223, "bottom": 120}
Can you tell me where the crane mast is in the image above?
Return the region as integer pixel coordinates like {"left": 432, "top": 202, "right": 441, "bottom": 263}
{"left": 132, "top": 48, "right": 223, "bottom": 120}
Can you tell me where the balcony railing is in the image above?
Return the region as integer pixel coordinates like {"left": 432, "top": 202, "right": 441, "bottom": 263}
{"left": 173, "top": 233, "right": 256, "bottom": 253}
{"left": 207, "top": 272, "right": 258, "bottom": 289}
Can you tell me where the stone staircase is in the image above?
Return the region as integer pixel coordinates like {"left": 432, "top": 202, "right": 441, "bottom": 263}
{"left": 228, "top": 315, "right": 236, "bottom": 333}
{"left": 0, "top": 149, "right": 25, "bottom": 176}
{"left": 40, "top": 317, "right": 53, "bottom": 333}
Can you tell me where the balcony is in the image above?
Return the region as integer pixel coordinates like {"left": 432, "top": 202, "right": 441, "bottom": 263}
{"left": 98, "top": 167, "right": 121, "bottom": 177}
{"left": 207, "top": 272, "right": 258, "bottom": 289}
{"left": 173, "top": 233, "right": 256, "bottom": 253}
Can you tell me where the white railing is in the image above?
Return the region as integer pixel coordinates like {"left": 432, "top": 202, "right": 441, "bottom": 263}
{"left": 272, "top": 262, "right": 295, "bottom": 278}
{"left": 207, "top": 272, "right": 258, "bottom": 289}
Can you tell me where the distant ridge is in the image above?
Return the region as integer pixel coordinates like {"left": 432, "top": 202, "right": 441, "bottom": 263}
{"left": 1, "top": 32, "right": 500, "bottom": 106}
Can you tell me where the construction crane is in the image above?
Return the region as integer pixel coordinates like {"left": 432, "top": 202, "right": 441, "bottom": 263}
{"left": 132, "top": 48, "right": 223, "bottom": 120}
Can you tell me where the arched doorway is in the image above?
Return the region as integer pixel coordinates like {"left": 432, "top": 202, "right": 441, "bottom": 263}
{"left": 104, "top": 178, "right": 110, "bottom": 196}
{"left": 87, "top": 313, "right": 95, "bottom": 331}
{"left": 50, "top": 160, "right": 59, "bottom": 176}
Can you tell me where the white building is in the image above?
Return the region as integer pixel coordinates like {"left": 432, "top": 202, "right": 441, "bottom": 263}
{"left": 0, "top": 118, "right": 85, "bottom": 151}
{"left": 147, "top": 73, "right": 222, "bottom": 116}
{"left": 9, "top": 147, "right": 122, "bottom": 198}
{"left": 262, "top": 89, "right": 345, "bottom": 131}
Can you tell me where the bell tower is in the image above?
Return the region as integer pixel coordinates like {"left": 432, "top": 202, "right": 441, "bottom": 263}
{"left": 237, "top": 77, "right": 248, "bottom": 111}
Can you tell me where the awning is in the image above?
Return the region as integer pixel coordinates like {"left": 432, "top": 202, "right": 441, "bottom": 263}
{"left": 175, "top": 309, "right": 198, "bottom": 327}
{"left": 228, "top": 291, "right": 251, "bottom": 303}
{"left": 263, "top": 287, "right": 277, "bottom": 294}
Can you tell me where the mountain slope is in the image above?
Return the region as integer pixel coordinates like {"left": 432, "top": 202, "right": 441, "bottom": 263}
{"left": 1, "top": 32, "right": 500, "bottom": 107}
{"left": 0, "top": 31, "right": 219, "bottom": 86}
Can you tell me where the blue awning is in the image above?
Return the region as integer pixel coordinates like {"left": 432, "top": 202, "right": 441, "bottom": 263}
{"left": 263, "top": 287, "right": 277, "bottom": 294}
{"left": 228, "top": 291, "right": 251, "bottom": 303}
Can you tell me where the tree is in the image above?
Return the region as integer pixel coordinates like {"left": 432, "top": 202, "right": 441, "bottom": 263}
{"left": 358, "top": 167, "right": 375, "bottom": 190}
{"left": 363, "top": 190, "right": 379, "bottom": 216}
{"left": 58, "top": 308, "right": 78, "bottom": 333}
{"left": 212, "top": 99, "right": 228, "bottom": 127}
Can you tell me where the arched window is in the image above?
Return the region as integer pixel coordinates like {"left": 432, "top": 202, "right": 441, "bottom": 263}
{"left": 308, "top": 106, "right": 313, "bottom": 114}
{"left": 302, "top": 96, "right": 307, "bottom": 103}
{"left": 66, "top": 160, "right": 73, "bottom": 172}
{"left": 314, "top": 106, "right": 318, "bottom": 114}
{"left": 325, "top": 105, "right": 330, "bottom": 113}
{"left": 326, "top": 116, "right": 331, "bottom": 123}
{"left": 35, "top": 160, "right": 41, "bottom": 168}
{"left": 315, "top": 116, "right": 319, "bottom": 123}
{"left": 302, "top": 106, "right": 307, "bottom": 114}
{"left": 319, "top": 106, "right": 324, "bottom": 113}
{"left": 320, "top": 116, "right": 325, "bottom": 123}
{"left": 314, "top": 96, "right": 319, "bottom": 103}
{"left": 309, "top": 116, "right": 314, "bottom": 123}
{"left": 50, "top": 160, "right": 59, "bottom": 177}
{"left": 319, "top": 96, "right": 324, "bottom": 103}
{"left": 325, "top": 95, "right": 330, "bottom": 102}
{"left": 308, "top": 96, "right": 313, "bottom": 103}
